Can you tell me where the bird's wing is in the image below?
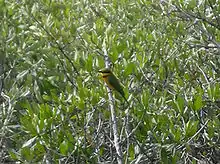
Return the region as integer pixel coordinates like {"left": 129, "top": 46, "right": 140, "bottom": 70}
{"left": 108, "top": 75, "right": 125, "bottom": 96}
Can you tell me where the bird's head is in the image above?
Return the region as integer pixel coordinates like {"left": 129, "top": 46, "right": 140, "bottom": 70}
{"left": 98, "top": 68, "right": 112, "bottom": 76}
{"left": 98, "top": 68, "right": 112, "bottom": 73}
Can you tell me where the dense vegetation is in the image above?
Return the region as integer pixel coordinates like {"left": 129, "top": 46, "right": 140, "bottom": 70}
{"left": 0, "top": 0, "right": 219, "bottom": 163}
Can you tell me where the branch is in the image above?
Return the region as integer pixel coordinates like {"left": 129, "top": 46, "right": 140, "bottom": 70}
{"left": 102, "top": 39, "right": 123, "bottom": 164}
{"left": 0, "top": 55, "right": 4, "bottom": 95}
{"left": 30, "top": 14, "right": 79, "bottom": 76}
{"left": 174, "top": 5, "right": 220, "bottom": 30}
{"left": 187, "top": 119, "right": 210, "bottom": 143}
{"left": 207, "top": 0, "right": 220, "bottom": 29}
{"left": 54, "top": 52, "right": 78, "bottom": 89}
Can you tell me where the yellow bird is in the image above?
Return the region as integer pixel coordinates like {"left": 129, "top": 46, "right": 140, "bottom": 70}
{"left": 98, "top": 68, "right": 128, "bottom": 103}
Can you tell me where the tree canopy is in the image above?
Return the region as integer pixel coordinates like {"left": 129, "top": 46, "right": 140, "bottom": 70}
{"left": 0, "top": 0, "right": 220, "bottom": 163}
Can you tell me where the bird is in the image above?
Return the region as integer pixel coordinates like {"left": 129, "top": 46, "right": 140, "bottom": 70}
{"left": 98, "top": 68, "right": 128, "bottom": 103}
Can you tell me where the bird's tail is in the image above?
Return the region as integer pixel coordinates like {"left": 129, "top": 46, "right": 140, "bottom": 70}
{"left": 122, "top": 95, "right": 129, "bottom": 106}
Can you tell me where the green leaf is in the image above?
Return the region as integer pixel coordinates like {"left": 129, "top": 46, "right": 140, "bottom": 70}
{"left": 86, "top": 55, "right": 93, "bottom": 72}
{"left": 124, "top": 62, "right": 135, "bottom": 76}
{"left": 129, "top": 144, "right": 135, "bottom": 160}
{"left": 193, "top": 95, "right": 203, "bottom": 111}
{"left": 185, "top": 120, "right": 199, "bottom": 138}
{"left": 99, "top": 146, "right": 104, "bottom": 156}
{"left": 59, "top": 140, "right": 69, "bottom": 155}
{"left": 117, "top": 41, "right": 127, "bottom": 53}
{"left": 79, "top": 87, "right": 85, "bottom": 98}
{"left": 141, "top": 90, "right": 149, "bottom": 108}
{"left": 33, "top": 142, "right": 46, "bottom": 158}
{"left": 20, "top": 116, "right": 37, "bottom": 135}
{"left": 22, "top": 137, "right": 37, "bottom": 148}
{"left": 207, "top": 121, "right": 215, "bottom": 139}
{"left": 188, "top": 0, "right": 196, "bottom": 10}
{"left": 78, "top": 99, "right": 85, "bottom": 109}
{"left": 175, "top": 95, "right": 184, "bottom": 113}
{"left": 161, "top": 147, "right": 168, "bottom": 164}
{"left": 111, "top": 43, "right": 119, "bottom": 62}
{"left": 91, "top": 31, "right": 98, "bottom": 44}
{"left": 21, "top": 147, "right": 33, "bottom": 161}
{"left": 173, "top": 127, "right": 182, "bottom": 142}
{"left": 215, "top": 83, "right": 220, "bottom": 99}
{"left": 9, "top": 149, "right": 19, "bottom": 160}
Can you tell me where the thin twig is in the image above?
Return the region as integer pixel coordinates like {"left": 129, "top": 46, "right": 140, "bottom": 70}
{"left": 196, "top": 64, "right": 209, "bottom": 85}
{"left": 174, "top": 5, "right": 220, "bottom": 30}
{"left": 30, "top": 13, "right": 79, "bottom": 76}
{"left": 187, "top": 119, "right": 209, "bottom": 143}
{"left": 54, "top": 52, "right": 78, "bottom": 89}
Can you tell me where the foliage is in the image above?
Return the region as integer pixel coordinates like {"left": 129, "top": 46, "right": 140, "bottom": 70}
{"left": 0, "top": 0, "right": 219, "bottom": 163}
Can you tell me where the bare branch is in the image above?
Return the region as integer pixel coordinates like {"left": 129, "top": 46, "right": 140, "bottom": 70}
{"left": 102, "top": 38, "right": 123, "bottom": 164}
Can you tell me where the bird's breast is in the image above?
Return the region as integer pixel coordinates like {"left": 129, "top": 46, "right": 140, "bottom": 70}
{"left": 102, "top": 76, "right": 114, "bottom": 90}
